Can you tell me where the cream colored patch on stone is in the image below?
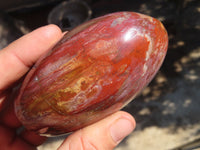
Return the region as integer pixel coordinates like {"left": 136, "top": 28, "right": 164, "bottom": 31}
{"left": 111, "top": 17, "right": 126, "bottom": 27}
{"left": 142, "top": 64, "right": 148, "bottom": 76}
{"left": 145, "top": 34, "right": 153, "bottom": 61}
{"left": 138, "top": 12, "right": 154, "bottom": 23}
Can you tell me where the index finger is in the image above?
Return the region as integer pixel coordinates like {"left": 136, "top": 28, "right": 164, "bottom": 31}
{"left": 0, "top": 25, "right": 62, "bottom": 91}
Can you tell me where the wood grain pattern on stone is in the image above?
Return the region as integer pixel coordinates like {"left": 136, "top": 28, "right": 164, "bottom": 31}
{"left": 15, "top": 12, "right": 168, "bottom": 136}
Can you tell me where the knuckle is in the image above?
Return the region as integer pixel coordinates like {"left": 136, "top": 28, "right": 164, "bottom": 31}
{"left": 67, "top": 130, "right": 99, "bottom": 150}
{"left": 79, "top": 130, "right": 99, "bottom": 150}
{"left": 81, "top": 137, "right": 98, "bottom": 150}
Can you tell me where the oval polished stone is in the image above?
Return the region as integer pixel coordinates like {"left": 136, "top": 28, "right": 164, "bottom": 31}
{"left": 15, "top": 12, "right": 168, "bottom": 135}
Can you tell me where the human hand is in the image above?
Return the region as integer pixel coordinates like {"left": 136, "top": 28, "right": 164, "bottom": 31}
{"left": 0, "top": 25, "right": 135, "bottom": 150}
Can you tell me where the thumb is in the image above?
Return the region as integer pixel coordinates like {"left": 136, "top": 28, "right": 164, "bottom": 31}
{"left": 58, "top": 111, "right": 135, "bottom": 150}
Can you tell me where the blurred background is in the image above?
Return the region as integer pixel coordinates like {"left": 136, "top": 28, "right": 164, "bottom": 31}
{"left": 0, "top": 0, "right": 200, "bottom": 149}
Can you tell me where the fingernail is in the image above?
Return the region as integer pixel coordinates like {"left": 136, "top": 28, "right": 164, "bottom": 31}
{"left": 110, "top": 117, "right": 134, "bottom": 144}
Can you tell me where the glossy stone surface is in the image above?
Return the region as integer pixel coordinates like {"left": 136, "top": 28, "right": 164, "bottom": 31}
{"left": 15, "top": 12, "right": 168, "bottom": 136}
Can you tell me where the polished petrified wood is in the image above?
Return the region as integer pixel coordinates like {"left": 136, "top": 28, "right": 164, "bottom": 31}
{"left": 15, "top": 12, "right": 168, "bottom": 136}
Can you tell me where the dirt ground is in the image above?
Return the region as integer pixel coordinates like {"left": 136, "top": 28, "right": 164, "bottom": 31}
{"left": 1, "top": 0, "right": 200, "bottom": 149}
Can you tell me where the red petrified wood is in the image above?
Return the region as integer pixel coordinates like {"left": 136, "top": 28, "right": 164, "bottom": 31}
{"left": 15, "top": 12, "right": 168, "bottom": 135}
